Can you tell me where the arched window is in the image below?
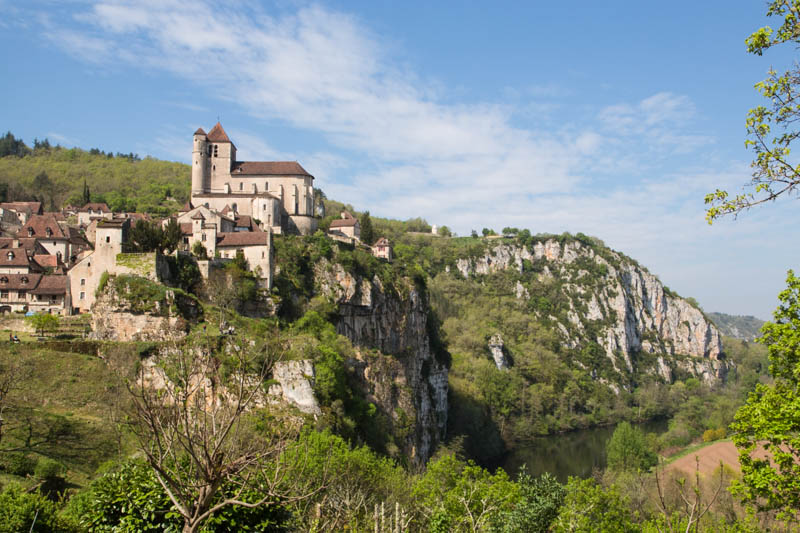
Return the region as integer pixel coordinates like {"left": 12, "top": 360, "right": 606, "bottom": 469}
{"left": 265, "top": 181, "right": 269, "bottom": 191}
{"left": 239, "top": 182, "right": 243, "bottom": 191}
{"left": 106, "top": 236, "right": 110, "bottom": 243}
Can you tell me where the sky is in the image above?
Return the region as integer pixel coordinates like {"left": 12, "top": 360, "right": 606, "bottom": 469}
{"left": 0, "top": 0, "right": 798, "bottom": 320}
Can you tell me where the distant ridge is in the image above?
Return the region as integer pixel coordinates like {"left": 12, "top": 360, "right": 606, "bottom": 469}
{"left": 708, "top": 312, "right": 765, "bottom": 341}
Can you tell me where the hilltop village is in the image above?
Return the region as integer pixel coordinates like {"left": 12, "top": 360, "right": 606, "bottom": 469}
{"left": 0, "top": 123, "right": 393, "bottom": 316}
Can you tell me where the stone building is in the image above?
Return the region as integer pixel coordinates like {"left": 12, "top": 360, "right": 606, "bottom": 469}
{"left": 372, "top": 237, "right": 392, "bottom": 261}
{"left": 328, "top": 211, "right": 360, "bottom": 241}
{"left": 190, "top": 123, "right": 317, "bottom": 235}
{"left": 77, "top": 203, "right": 113, "bottom": 226}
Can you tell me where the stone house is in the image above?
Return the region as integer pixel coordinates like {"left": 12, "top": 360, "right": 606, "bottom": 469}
{"left": 189, "top": 123, "right": 318, "bottom": 235}
{"left": 77, "top": 202, "right": 113, "bottom": 226}
{"left": 0, "top": 273, "right": 70, "bottom": 315}
{"left": 16, "top": 215, "right": 71, "bottom": 260}
{"left": 329, "top": 212, "right": 360, "bottom": 241}
{"left": 372, "top": 237, "right": 392, "bottom": 261}
{"left": 0, "top": 202, "right": 43, "bottom": 225}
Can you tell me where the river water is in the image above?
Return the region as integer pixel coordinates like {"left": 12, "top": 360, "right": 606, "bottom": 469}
{"left": 501, "top": 419, "right": 669, "bottom": 482}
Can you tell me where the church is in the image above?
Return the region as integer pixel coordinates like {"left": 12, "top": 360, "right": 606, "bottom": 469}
{"left": 190, "top": 123, "right": 317, "bottom": 235}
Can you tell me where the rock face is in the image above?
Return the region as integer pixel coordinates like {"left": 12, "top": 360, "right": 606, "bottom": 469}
{"left": 91, "top": 277, "right": 201, "bottom": 342}
{"left": 488, "top": 333, "right": 510, "bottom": 370}
{"left": 268, "top": 360, "right": 321, "bottom": 415}
{"left": 316, "top": 262, "right": 448, "bottom": 466}
{"left": 455, "top": 240, "right": 727, "bottom": 384}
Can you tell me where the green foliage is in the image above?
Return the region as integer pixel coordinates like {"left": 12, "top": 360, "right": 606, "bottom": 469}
{"left": 413, "top": 454, "right": 519, "bottom": 532}
{"left": 0, "top": 484, "right": 79, "bottom": 533}
{"left": 359, "top": 210, "right": 374, "bottom": 245}
{"left": 34, "top": 456, "right": 67, "bottom": 481}
{"left": 553, "top": 477, "right": 639, "bottom": 532}
{"left": 605, "top": 421, "right": 657, "bottom": 472}
{"left": 730, "top": 270, "right": 800, "bottom": 520}
{"left": 706, "top": 1, "right": 800, "bottom": 222}
{"left": 192, "top": 240, "right": 208, "bottom": 259}
{"left": 0, "top": 139, "right": 188, "bottom": 214}
{"left": 26, "top": 313, "right": 60, "bottom": 337}
{"left": 96, "top": 270, "right": 110, "bottom": 296}
{"left": 493, "top": 469, "right": 565, "bottom": 533}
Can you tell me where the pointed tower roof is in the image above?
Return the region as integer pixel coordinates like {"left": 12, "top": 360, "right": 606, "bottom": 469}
{"left": 194, "top": 128, "right": 207, "bottom": 136}
{"left": 207, "top": 122, "right": 232, "bottom": 143}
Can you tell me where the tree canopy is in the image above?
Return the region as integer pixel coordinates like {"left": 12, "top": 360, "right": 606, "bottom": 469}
{"left": 706, "top": 0, "right": 800, "bottom": 222}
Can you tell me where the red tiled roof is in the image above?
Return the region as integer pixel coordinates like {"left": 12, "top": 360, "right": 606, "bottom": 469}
{"left": 0, "top": 249, "right": 32, "bottom": 267}
{"left": 206, "top": 122, "right": 232, "bottom": 143}
{"left": 79, "top": 202, "right": 111, "bottom": 213}
{"left": 330, "top": 218, "right": 358, "bottom": 228}
{"left": 0, "top": 202, "right": 43, "bottom": 215}
{"left": 33, "top": 255, "right": 58, "bottom": 268}
{"left": 231, "top": 161, "right": 312, "bottom": 177}
{"left": 0, "top": 238, "right": 48, "bottom": 254}
{"left": 234, "top": 215, "right": 259, "bottom": 230}
{"left": 31, "top": 275, "right": 68, "bottom": 295}
{"left": 180, "top": 223, "right": 193, "bottom": 235}
{"left": 0, "top": 273, "right": 42, "bottom": 290}
{"left": 194, "top": 128, "right": 206, "bottom": 136}
{"left": 17, "top": 215, "right": 68, "bottom": 240}
{"left": 216, "top": 232, "right": 268, "bottom": 247}
{"left": 374, "top": 237, "right": 390, "bottom": 247}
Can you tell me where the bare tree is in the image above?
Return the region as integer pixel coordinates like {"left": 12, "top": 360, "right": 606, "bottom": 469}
{"left": 127, "top": 335, "right": 326, "bottom": 533}
{"left": 653, "top": 457, "right": 726, "bottom": 533}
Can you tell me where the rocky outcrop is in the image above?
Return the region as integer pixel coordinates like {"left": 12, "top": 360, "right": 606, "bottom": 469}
{"left": 268, "top": 360, "right": 321, "bottom": 415}
{"left": 455, "top": 240, "right": 727, "bottom": 385}
{"left": 91, "top": 277, "right": 201, "bottom": 342}
{"left": 488, "top": 333, "right": 510, "bottom": 370}
{"left": 316, "top": 262, "right": 448, "bottom": 465}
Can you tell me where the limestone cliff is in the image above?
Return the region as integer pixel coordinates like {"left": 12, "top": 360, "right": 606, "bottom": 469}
{"left": 90, "top": 275, "right": 201, "bottom": 342}
{"left": 454, "top": 239, "right": 727, "bottom": 384}
{"left": 316, "top": 262, "right": 448, "bottom": 466}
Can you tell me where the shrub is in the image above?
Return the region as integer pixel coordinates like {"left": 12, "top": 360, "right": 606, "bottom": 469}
{"left": 0, "top": 453, "right": 36, "bottom": 476}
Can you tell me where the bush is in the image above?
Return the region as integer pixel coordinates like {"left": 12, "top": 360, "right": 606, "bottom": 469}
{"left": 702, "top": 428, "right": 726, "bottom": 442}
{"left": 0, "top": 484, "right": 79, "bottom": 533}
{"left": 34, "top": 457, "right": 66, "bottom": 481}
{"left": 0, "top": 453, "right": 36, "bottom": 476}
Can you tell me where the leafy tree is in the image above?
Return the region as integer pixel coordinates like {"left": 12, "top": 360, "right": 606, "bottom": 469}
{"left": 360, "top": 210, "right": 374, "bottom": 245}
{"left": 552, "top": 477, "right": 638, "bottom": 533}
{"left": 730, "top": 269, "right": 800, "bottom": 520}
{"left": 26, "top": 313, "right": 59, "bottom": 337}
{"left": 706, "top": 1, "right": 800, "bottom": 221}
{"left": 606, "top": 421, "right": 657, "bottom": 472}
{"left": 0, "top": 484, "right": 79, "bottom": 533}
{"left": 192, "top": 240, "right": 208, "bottom": 259}
{"left": 437, "top": 225, "right": 452, "bottom": 237}
{"left": 161, "top": 217, "right": 183, "bottom": 253}
{"left": 495, "top": 469, "right": 565, "bottom": 533}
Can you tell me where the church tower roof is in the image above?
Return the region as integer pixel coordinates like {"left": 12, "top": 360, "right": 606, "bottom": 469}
{"left": 207, "top": 122, "right": 232, "bottom": 143}
{"left": 194, "top": 128, "right": 207, "bottom": 136}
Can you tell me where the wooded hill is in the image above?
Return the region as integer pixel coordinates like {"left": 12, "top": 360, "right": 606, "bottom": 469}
{"left": 0, "top": 131, "right": 189, "bottom": 215}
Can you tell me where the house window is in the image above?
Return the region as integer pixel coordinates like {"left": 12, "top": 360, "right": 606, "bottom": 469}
{"left": 106, "top": 236, "right": 110, "bottom": 243}
{"left": 6, "top": 251, "right": 13, "bottom": 260}
{"left": 80, "top": 278, "right": 85, "bottom": 286}
{"left": 79, "top": 292, "right": 85, "bottom": 300}
{"left": 27, "top": 227, "right": 33, "bottom": 236}
{"left": 201, "top": 233, "right": 206, "bottom": 242}
{"left": 1, "top": 292, "right": 6, "bottom": 299}
{"left": 51, "top": 295, "right": 57, "bottom": 302}
{"left": 213, "top": 145, "right": 218, "bottom": 157}
{"left": 239, "top": 182, "right": 243, "bottom": 191}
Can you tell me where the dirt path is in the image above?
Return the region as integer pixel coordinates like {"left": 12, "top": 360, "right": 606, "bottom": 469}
{"left": 664, "top": 441, "right": 741, "bottom": 476}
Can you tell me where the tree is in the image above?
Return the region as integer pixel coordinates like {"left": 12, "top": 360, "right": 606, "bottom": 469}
{"left": 606, "top": 421, "right": 657, "bottom": 473}
{"left": 126, "top": 335, "right": 324, "bottom": 533}
{"left": 552, "top": 477, "right": 638, "bottom": 533}
{"left": 161, "top": 217, "right": 183, "bottom": 253}
{"left": 730, "top": 269, "right": 800, "bottom": 521}
{"left": 26, "top": 313, "right": 59, "bottom": 338}
{"left": 128, "top": 220, "right": 164, "bottom": 253}
{"left": 360, "top": 211, "right": 374, "bottom": 245}
{"left": 495, "top": 469, "right": 565, "bottom": 533}
{"left": 82, "top": 179, "right": 90, "bottom": 205}
{"left": 706, "top": 1, "right": 800, "bottom": 222}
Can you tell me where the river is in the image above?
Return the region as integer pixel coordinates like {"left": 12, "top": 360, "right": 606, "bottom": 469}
{"left": 501, "top": 418, "right": 669, "bottom": 482}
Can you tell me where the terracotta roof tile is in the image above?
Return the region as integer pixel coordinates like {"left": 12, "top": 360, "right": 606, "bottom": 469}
{"left": 374, "top": 237, "right": 390, "bottom": 246}
{"left": 0, "top": 249, "right": 32, "bottom": 267}
{"left": 31, "top": 275, "right": 68, "bottom": 295}
{"left": 79, "top": 202, "right": 111, "bottom": 213}
{"left": 231, "top": 161, "right": 312, "bottom": 177}
{"left": 0, "top": 238, "right": 48, "bottom": 254}
{"left": 0, "top": 202, "right": 43, "bottom": 215}
{"left": 216, "top": 232, "right": 268, "bottom": 247}
{"left": 330, "top": 218, "right": 358, "bottom": 228}
{"left": 206, "top": 122, "right": 232, "bottom": 143}
{"left": 194, "top": 128, "right": 207, "bottom": 136}
{"left": 0, "top": 273, "right": 42, "bottom": 290}
{"left": 17, "top": 215, "right": 68, "bottom": 240}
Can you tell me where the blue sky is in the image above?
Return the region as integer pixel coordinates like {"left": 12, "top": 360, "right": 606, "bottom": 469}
{"left": 1, "top": 0, "right": 798, "bottom": 320}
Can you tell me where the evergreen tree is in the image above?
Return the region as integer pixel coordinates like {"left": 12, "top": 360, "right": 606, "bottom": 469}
{"left": 360, "top": 210, "right": 374, "bottom": 244}
{"left": 82, "top": 179, "right": 90, "bottom": 205}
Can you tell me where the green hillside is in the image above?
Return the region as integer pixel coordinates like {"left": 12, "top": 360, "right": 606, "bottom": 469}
{"left": 0, "top": 132, "right": 189, "bottom": 214}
